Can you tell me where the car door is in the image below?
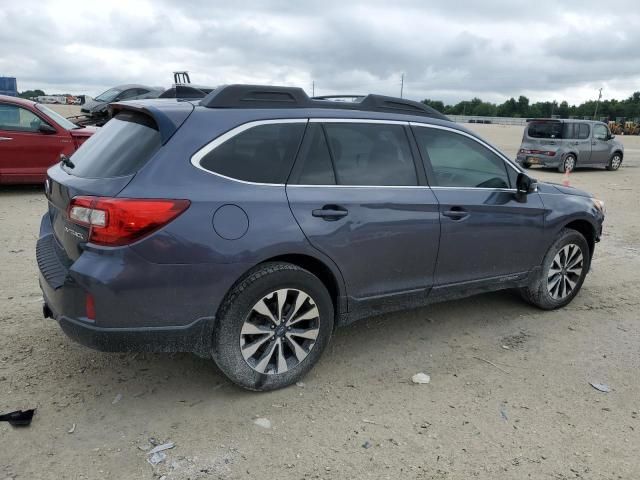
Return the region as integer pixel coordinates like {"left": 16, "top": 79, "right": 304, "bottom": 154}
{"left": 287, "top": 120, "right": 441, "bottom": 306}
{"left": 411, "top": 123, "right": 547, "bottom": 289}
{"left": 0, "top": 102, "right": 70, "bottom": 183}
{"left": 573, "top": 123, "right": 592, "bottom": 164}
{"left": 590, "top": 123, "right": 611, "bottom": 166}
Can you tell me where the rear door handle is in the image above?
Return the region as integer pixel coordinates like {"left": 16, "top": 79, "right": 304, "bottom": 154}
{"left": 0, "top": 137, "right": 13, "bottom": 141}
{"left": 312, "top": 205, "right": 348, "bottom": 221}
{"left": 442, "top": 207, "right": 469, "bottom": 220}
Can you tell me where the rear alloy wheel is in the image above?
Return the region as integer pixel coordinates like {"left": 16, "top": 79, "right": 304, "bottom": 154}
{"left": 606, "top": 153, "right": 622, "bottom": 171}
{"left": 520, "top": 228, "right": 590, "bottom": 310}
{"left": 240, "top": 288, "right": 320, "bottom": 375}
{"left": 560, "top": 154, "right": 576, "bottom": 173}
{"left": 212, "top": 262, "right": 334, "bottom": 391}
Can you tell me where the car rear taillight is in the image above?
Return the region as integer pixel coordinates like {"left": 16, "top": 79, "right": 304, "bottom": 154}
{"left": 519, "top": 148, "right": 556, "bottom": 156}
{"left": 68, "top": 196, "right": 190, "bottom": 246}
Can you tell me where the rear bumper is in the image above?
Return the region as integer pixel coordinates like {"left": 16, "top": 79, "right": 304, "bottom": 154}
{"left": 36, "top": 214, "right": 247, "bottom": 355}
{"left": 57, "top": 314, "right": 211, "bottom": 354}
{"left": 516, "top": 154, "right": 561, "bottom": 167}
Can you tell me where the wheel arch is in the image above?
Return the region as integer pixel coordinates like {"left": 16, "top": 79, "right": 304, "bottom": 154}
{"left": 262, "top": 253, "right": 347, "bottom": 317}
{"left": 563, "top": 219, "right": 596, "bottom": 260}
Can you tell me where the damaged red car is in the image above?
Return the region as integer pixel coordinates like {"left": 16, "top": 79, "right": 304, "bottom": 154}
{"left": 0, "top": 95, "right": 97, "bottom": 184}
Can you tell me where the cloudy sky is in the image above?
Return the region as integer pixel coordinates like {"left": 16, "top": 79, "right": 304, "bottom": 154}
{"left": 1, "top": 0, "right": 639, "bottom": 105}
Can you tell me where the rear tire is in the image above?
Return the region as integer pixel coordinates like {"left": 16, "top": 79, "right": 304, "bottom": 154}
{"left": 211, "top": 262, "right": 334, "bottom": 391}
{"left": 606, "top": 153, "right": 622, "bottom": 171}
{"left": 520, "top": 228, "right": 590, "bottom": 310}
{"left": 558, "top": 154, "right": 576, "bottom": 173}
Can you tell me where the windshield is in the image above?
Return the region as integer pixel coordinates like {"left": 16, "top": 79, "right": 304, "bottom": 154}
{"left": 94, "top": 88, "right": 123, "bottom": 102}
{"left": 35, "top": 104, "right": 79, "bottom": 130}
{"left": 528, "top": 121, "right": 563, "bottom": 139}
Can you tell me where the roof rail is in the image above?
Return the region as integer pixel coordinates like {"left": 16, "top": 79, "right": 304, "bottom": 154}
{"left": 200, "top": 84, "right": 449, "bottom": 121}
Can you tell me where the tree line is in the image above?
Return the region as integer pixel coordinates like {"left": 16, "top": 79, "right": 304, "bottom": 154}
{"left": 422, "top": 92, "right": 640, "bottom": 120}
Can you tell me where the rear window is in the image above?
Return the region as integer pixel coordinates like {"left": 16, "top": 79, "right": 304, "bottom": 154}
{"left": 199, "top": 122, "right": 306, "bottom": 184}
{"left": 67, "top": 111, "right": 161, "bottom": 178}
{"left": 527, "top": 121, "right": 563, "bottom": 139}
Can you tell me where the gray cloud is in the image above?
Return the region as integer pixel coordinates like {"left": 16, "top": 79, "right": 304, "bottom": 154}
{"left": 1, "top": 0, "right": 639, "bottom": 104}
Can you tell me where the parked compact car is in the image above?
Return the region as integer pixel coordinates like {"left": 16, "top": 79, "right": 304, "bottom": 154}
{"left": 516, "top": 119, "right": 624, "bottom": 172}
{"left": 81, "top": 84, "right": 163, "bottom": 117}
{"left": 0, "top": 95, "right": 96, "bottom": 184}
{"left": 38, "top": 85, "right": 605, "bottom": 391}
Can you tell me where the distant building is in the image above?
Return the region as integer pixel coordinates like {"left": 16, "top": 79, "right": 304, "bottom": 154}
{"left": 0, "top": 77, "right": 18, "bottom": 96}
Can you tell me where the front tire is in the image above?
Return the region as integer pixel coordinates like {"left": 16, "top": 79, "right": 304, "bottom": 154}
{"left": 211, "top": 262, "right": 334, "bottom": 391}
{"left": 606, "top": 153, "right": 622, "bottom": 171}
{"left": 520, "top": 228, "right": 590, "bottom": 310}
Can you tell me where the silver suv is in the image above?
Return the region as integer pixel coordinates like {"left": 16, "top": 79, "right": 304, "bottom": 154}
{"left": 516, "top": 119, "right": 624, "bottom": 172}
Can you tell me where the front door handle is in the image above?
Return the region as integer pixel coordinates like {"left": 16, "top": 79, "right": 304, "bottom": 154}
{"left": 312, "top": 205, "right": 348, "bottom": 221}
{"left": 442, "top": 207, "right": 469, "bottom": 220}
{"left": 0, "top": 137, "right": 13, "bottom": 142}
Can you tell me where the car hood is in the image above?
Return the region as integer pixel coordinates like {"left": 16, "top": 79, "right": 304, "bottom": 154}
{"left": 537, "top": 181, "right": 592, "bottom": 198}
{"left": 81, "top": 99, "right": 109, "bottom": 113}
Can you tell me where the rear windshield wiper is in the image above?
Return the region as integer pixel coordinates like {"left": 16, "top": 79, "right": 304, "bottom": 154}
{"left": 60, "top": 154, "right": 75, "bottom": 169}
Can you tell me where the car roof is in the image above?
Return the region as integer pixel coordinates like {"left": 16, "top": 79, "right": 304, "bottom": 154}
{"left": 0, "top": 94, "right": 36, "bottom": 107}
{"left": 529, "top": 118, "right": 604, "bottom": 125}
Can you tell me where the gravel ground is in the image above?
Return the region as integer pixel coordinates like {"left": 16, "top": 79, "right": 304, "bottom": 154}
{"left": 1, "top": 122, "right": 639, "bottom": 479}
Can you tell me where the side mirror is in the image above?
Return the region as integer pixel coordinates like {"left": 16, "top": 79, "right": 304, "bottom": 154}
{"left": 38, "top": 123, "right": 57, "bottom": 134}
{"left": 516, "top": 172, "right": 537, "bottom": 195}
{"left": 609, "top": 134, "right": 616, "bottom": 140}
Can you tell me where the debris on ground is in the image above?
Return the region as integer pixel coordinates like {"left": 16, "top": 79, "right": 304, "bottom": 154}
{"left": 147, "top": 451, "right": 167, "bottom": 466}
{"left": 68, "top": 423, "right": 76, "bottom": 434}
{"left": 295, "top": 382, "right": 305, "bottom": 388}
{"left": 112, "top": 393, "right": 123, "bottom": 404}
{"left": 254, "top": 418, "right": 272, "bottom": 429}
{"left": 590, "top": 382, "right": 611, "bottom": 393}
{"left": 0, "top": 409, "right": 36, "bottom": 427}
{"left": 362, "top": 440, "right": 373, "bottom": 449}
{"left": 148, "top": 442, "right": 175, "bottom": 455}
{"left": 411, "top": 372, "right": 431, "bottom": 384}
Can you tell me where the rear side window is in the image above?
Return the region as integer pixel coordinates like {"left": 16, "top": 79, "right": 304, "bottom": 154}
{"left": 200, "top": 123, "right": 306, "bottom": 184}
{"left": 528, "top": 121, "right": 563, "bottom": 139}
{"left": 322, "top": 123, "right": 417, "bottom": 186}
{"left": 413, "top": 127, "right": 510, "bottom": 189}
{"left": 294, "top": 124, "right": 336, "bottom": 185}
{"left": 562, "top": 123, "right": 577, "bottom": 139}
{"left": 577, "top": 124, "right": 590, "bottom": 139}
{"left": 68, "top": 111, "right": 161, "bottom": 178}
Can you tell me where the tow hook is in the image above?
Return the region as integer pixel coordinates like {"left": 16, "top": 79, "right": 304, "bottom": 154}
{"left": 43, "top": 303, "right": 53, "bottom": 319}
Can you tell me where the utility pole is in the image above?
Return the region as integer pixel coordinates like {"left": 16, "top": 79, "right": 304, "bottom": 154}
{"left": 593, "top": 88, "right": 603, "bottom": 120}
{"left": 400, "top": 73, "right": 404, "bottom": 99}
{"left": 312, "top": 81, "right": 315, "bottom": 97}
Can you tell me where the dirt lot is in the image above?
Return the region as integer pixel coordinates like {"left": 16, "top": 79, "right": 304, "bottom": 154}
{"left": 1, "top": 123, "right": 639, "bottom": 480}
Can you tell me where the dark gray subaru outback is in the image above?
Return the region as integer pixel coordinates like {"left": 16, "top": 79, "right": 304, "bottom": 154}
{"left": 37, "top": 85, "right": 605, "bottom": 390}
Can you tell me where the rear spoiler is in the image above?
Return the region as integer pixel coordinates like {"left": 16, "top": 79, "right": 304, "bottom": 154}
{"left": 109, "top": 100, "right": 195, "bottom": 144}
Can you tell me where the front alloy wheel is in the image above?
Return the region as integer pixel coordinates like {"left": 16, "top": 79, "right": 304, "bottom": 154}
{"left": 547, "top": 244, "right": 584, "bottom": 300}
{"left": 240, "top": 289, "right": 320, "bottom": 375}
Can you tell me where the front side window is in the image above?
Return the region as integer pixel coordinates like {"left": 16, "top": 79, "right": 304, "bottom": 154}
{"left": 0, "top": 104, "right": 48, "bottom": 132}
{"left": 322, "top": 123, "right": 417, "bottom": 186}
{"left": 593, "top": 124, "right": 608, "bottom": 141}
{"left": 199, "top": 122, "right": 306, "bottom": 184}
{"left": 413, "top": 127, "right": 511, "bottom": 189}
